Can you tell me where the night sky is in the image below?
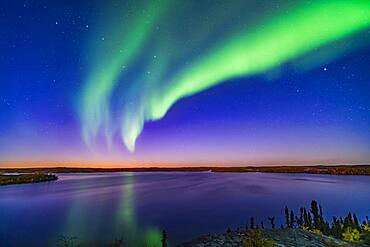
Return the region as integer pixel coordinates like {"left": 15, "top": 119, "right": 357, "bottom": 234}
{"left": 1, "top": 0, "right": 370, "bottom": 166}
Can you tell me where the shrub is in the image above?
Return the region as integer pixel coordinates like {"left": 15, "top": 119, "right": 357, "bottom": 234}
{"left": 243, "top": 229, "right": 277, "bottom": 247}
{"left": 342, "top": 227, "right": 360, "bottom": 243}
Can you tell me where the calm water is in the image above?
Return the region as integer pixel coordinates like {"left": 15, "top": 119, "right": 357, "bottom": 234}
{"left": 0, "top": 172, "right": 369, "bottom": 246}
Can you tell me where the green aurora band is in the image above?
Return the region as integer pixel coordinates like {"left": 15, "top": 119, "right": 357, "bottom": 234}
{"left": 80, "top": 0, "right": 370, "bottom": 152}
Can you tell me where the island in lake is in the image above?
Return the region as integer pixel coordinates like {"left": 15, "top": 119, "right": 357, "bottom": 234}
{"left": 0, "top": 173, "right": 58, "bottom": 185}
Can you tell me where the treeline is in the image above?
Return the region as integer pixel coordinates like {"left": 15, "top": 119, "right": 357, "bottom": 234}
{"left": 0, "top": 167, "right": 212, "bottom": 174}
{"left": 0, "top": 173, "right": 58, "bottom": 185}
{"left": 212, "top": 165, "right": 370, "bottom": 175}
{"left": 246, "top": 200, "right": 370, "bottom": 244}
{"left": 2, "top": 165, "right": 370, "bottom": 175}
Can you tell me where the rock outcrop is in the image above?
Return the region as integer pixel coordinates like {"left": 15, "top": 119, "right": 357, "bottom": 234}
{"left": 178, "top": 228, "right": 362, "bottom": 247}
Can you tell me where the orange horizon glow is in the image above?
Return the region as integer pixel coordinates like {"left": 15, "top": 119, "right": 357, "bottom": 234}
{"left": 1, "top": 160, "right": 369, "bottom": 169}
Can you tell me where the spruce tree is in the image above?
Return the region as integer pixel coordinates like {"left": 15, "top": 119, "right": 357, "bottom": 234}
{"left": 310, "top": 200, "right": 320, "bottom": 230}
{"left": 290, "top": 210, "right": 295, "bottom": 228}
{"left": 299, "top": 208, "right": 304, "bottom": 227}
{"left": 161, "top": 230, "right": 168, "bottom": 247}
{"left": 308, "top": 212, "right": 313, "bottom": 228}
{"left": 285, "top": 206, "right": 289, "bottom": 228}
{"left": 250, "top": 217, "right": 255, "bottom": 229}
{"left": 344, "top": 212, "right": 353, "bottom": 229}
{"left": 353, "top": 214, "right": 359, "bottom": 229}
{"left": 268, "top": 216, "right": 275, "bottom": 229}
{"left": 303, "top": 208, "right": 309, "bottom": 227}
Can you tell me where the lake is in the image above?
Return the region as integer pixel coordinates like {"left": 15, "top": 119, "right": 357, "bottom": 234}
{"left": 0, "top": 172, "right": 369, "bottom": 246}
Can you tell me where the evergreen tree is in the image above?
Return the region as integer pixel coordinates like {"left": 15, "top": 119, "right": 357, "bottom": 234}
{"left": 285, "top": 206, "right": 289, "bottom": 228}
{"left": 311, "top": 200, "right": 320, "bottom": 230}
{"left": 299, "top": 208, "right": 304, "bottom": 227}
{"left": 250, "top": 217, "right": 255, "bottom": 229}
{"left": 268, "top": 216, "right": 275, "bottom": 229}
{"left": 323, "top": 221, "right": 330, "bottom": 235}
{"left": 308, "top": 212, "right": 313, "bottom": 229}
{"left": 261, "top": 221, "right": 264, "bottom": 229}
{"left": 344, "top": 212, "right": 353, "bottom": 229}
{"left": 290, "top": 210, "right": 295, "bottom": 228}
{"left": 319, "top": 204, "right": 323, "bottom": 218}
{"left": 340, "top": 217, "right": 344, "bottom": 225}
{"left": 303, "top": 208, "right": 309, "bottom": 227}
{"left": 161, "top": 230, "right": 168, "bottom": 247}
{"left": 319, "top": 204, "right": 325, "bottom": 230}
{"left": 331, "top": 217, "right": 341, "bottom": 238}
{"left": 353, "top": 214, "right": 360, "bottom": 229}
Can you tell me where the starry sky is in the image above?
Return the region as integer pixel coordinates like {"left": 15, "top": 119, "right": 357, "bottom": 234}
{"left": 0, "top": 0, "right": 370, "bottom": 166}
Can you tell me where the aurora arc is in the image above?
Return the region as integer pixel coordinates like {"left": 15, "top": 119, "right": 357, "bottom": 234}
{"left": 81, "top": 0, "right": 370, "bottom": 152}
{"left": 81, "top": 0, "right": 170, "bottom": 148}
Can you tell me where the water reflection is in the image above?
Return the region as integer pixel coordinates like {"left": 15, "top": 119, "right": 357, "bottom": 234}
{"left": 61, "top": 175, "right": 101, "bottom": 245}
{"left": 0, "top": 172, "right": 369, "bottom": 246}
{"left": 114, "top": 173, "right": 162, "bottom": 246}
{"left": 58, "top": 173, "right": 162, "bottom": 246}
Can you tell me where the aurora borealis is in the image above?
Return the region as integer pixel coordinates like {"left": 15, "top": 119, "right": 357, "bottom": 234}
{"left": 1, "top": 0, "right": 370, "bottom": 165}
{"left": 81, "top": 0, "right": 370, "bottom": 152}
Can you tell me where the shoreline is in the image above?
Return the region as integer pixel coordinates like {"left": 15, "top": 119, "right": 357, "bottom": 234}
{"left": 0, "top": 164, "right": 369, "bottom": 176}
{"left": 0, "top": 173, "right": 58, "bottom": 186}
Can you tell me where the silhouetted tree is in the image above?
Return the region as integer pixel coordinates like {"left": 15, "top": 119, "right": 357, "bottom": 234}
{"left": 161, "top": 230, "right": 168, "bottom": 247}
{"left": 344, "top": 212, "right": 353, "bottom": 229}
{"left": 311, "top": 200, "right": 320, "bottom": 230}
{"left": 290, "top": 210, "right": 295, "bottom": 228}
{"left": 298, "top": 208, "right": 304, "bottom": 227}
{"left": 308, "top": 211, "right": 313, "bottom": 229}
{"left": 268, "top": 216, "right": 275, "bottom": 229}
{"left": 340, "top": 217, "right": 344, "bottom": 225}
{"left": 250, "top": 217, "right": 255, "bottom": 229}
{"left": 285, "top": 206, "right": 289, "bottom": 228}
{"left": 277, "top": 201, "right": 370, "bottom": 244}
{"left": 303, "top": 208, "right": 309, "bottom": 228}
{"left": 331, "top": 217, "right": 342, "bottom": 238}
{"left": 353, "top": 214, "right": 360, "bottom": 229}
{"left": 261, "top": 221, "right": 264, "bottom": 229}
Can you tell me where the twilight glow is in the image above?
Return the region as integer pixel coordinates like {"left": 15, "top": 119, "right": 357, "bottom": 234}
{"left": 1, "top": 0, "right": 370, "bottom": 165}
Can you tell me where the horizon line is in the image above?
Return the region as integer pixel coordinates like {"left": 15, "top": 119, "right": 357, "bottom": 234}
{"left": 1, "top": 162, "right": 369, "bottom": 169}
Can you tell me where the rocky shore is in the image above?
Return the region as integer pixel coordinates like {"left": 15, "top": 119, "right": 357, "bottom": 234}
{"left": 178, "top": 228, "right": 364, "bottom": 247}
